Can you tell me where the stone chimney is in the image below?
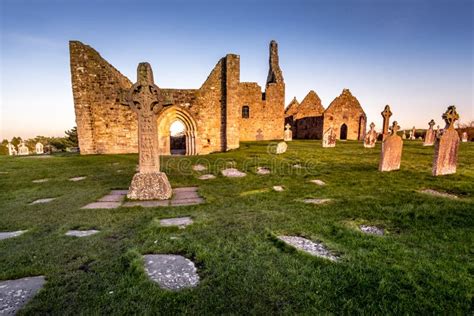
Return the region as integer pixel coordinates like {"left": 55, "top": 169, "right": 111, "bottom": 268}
{"left": 266, "top": 40, "right": 284, "bottom": 85}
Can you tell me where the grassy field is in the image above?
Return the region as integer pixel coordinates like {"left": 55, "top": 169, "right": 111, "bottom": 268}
{"left": 1, "top": 140, "right": 473, "bottom": 314}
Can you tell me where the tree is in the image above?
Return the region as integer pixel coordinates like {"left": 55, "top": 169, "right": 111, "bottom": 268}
{"left": 65, "top": 127, "right": 78, "bottom": 147}
{"left": 0, "top": 139, "right": 8, "bottom": 155}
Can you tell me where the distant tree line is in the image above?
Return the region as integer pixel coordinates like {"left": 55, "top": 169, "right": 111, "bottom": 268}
{"left": 0, "top": 127, "right": 79, "bottom": 155}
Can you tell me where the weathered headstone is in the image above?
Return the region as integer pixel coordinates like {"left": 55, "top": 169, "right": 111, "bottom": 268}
{"left": 125, "top": 63, "right": 172, "bottom": 200}
{"left": 432, "top": 106, "right": 460, "bottom": 176}
{"left": 409, "top": 126, "right": 416, "bottom": 140}
{"left": 379, "top": 121, "right": 403, "bottom": 172}
{"left": 381, "top": 105, "right": 392, "bottom": 140}
{"left": 18, "top": 141, "right": 29, "bottom": 156}
{"left": 7, "top": 142, "right": 17, "bottom": 156}
{"left": 364, "top": 122, "right": 377, "bottom": 148}
{"left": 461, "top": 131, "right": 468, "bottom": 142}
{"left": 401, "top": 132, "right": 406, "bottom": 140}
{"left": 322, "top": 126, "right": 336, "bottom": 148}
{"left": 276, "top": 141, "right": 287, "bottom": 154}
{"left": 284, "top": 123, "right": 292, "bottom": 141}
{"left": 423, "top": 119, "right": 436, "bottom": 146}
{"left": 35, "top": 142, "right": 44, "bottom": 154}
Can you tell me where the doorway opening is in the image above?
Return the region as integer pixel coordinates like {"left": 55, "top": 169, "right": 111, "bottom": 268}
{"left": 170, "top": 120, "right": 186, "bottom": 155}
{"left": 340, "top": 123, "right": 348, "bottom": 140}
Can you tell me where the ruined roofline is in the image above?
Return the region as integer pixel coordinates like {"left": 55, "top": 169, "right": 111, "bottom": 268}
{"left": 323, "top": 88, "right": 367, "bottom": 116}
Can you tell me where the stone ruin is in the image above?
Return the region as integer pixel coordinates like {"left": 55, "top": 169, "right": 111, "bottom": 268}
{"left": 322, "top": 126, "right": 336, "bottom": 148}
{"left": 284, "top": 123, "right": 292, "bottom": 141}
{"left": 379, "top": 121, "right": 403, "bottom": 172}
{"left": 423, "top": 119, "right": 436, "bottom": 146}
{"left": 364, "top": 122, "right": 377, "bottom": 148}
{"left": 124, "top": 63, "right": 172, "bottom": 200}
{"left": 432, "top": 106, "right": 460, "bottom": 176}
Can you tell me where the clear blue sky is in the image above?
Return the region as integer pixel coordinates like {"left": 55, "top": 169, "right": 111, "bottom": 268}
{"left": 1, "top": 0, "right": 472, "bottom": 139}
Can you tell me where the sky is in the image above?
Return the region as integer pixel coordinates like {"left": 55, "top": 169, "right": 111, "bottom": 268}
{"left": 0, "top": 0, "right": 472, "bottom": 139}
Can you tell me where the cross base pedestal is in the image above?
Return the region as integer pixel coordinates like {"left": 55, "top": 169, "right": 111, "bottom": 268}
{"left": 127, "top": 172, "right": 172, "bottom": 200}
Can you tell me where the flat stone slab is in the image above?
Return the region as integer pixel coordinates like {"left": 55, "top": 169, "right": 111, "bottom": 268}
{"left": 192, "top": 164, "right": 207, "bottom": 171}
{"left": 256, "top": 167, "right": 271, "bottom": 175}
{"left": 143, "top": 254, "right": 199, "bottom": 291}
{"left": 32, "top": 179, "right": 49, "bottom": 183}
{"left": 198, "top": 174, "right": 215, "bottom": 180}
{"left": 0, "top": 230, "right": 27, "bottom": 241}
{"left": 221, "top": 168, "right": 246, "bottom": 178}
{"left": 273, "top": 185, "right": 284, "bottom": 192}
{"left": 98, "top": 194, "right": 124, "bottom": 202}
{"left": 360, "top": 225, "right": 384, "bottom": 236}
{"left": 310, "top": 179, "right": 326, "bottom": 186}
{"left": 69, "top": 176, "right": 87, "bottom": 182}
{"left": 0, "top": 276, "right": 45, "bottom": 315}
{"left": 302, "top": 198, "right": 332, "bottom": 205}
{"left": 110, "top": 190, "right": 128, "bottom": 195}
{"left": 29, "top": 198, "right": 56, "bottom": 205}
{"left": 293, "top": 164, "right": 302, "bottom": 169}
{"left": 418, "top": 189, "right": 458, "bottom": 199}
{"left": 65, "top": 230, "right": 100, "bottom": 237}
{"left": 123, "top": 187, "right": 203, "bottom": 208}
{"left": 81, "top": 202, "right": 122, "bottom": 209}
{"left": 278, "top": 236, "right": 338, "bottom": 261}
{"left": 159, "top": 217, "right": 193, "bottom": 229}
{"left": 123, "top": 200, "right": 170, "bottom": 208}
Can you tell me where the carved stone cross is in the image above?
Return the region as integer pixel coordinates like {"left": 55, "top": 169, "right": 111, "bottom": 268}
{"left": 390, "top": 121, "right": 400, "bottom": 135}
{"left": 381, "top": 105, "right": 392, "bottom": 137}
{"left": 442, "top": 105, "right": 459, "bottom": 129}
{"left": 369, "top": 122, "right": 375, "bottom": 131}
{"left": 285, "top": 123, "right": 291, "bottom": 130}
{"left": 428, "top": 119, "right": 435, "bottom": 129}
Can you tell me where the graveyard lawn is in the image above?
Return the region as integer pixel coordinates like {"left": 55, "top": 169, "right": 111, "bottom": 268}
{"left": 0, "top": 140, "right": 473, "bottom": 314}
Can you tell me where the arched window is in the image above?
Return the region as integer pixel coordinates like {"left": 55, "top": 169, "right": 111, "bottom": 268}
{"left": 242, "top": 106, "right": 250, "bottom": 119}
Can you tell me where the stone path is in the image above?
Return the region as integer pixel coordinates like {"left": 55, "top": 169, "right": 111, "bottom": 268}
{"left": 309, "top": 179, "right": 326, "bottom": 186}
{"left": 256, "top": 167, "right": 271, "bottom": 175}
{"left": 159, "top": 217, "right": 193, "bottom": 229}
{"left": 122, "top": 187, "right": 203, "bottom": 208}
{"left": 192, "top": 164, "right": 207, "bottom": 171}
{"left": 69, "top": 176, "right": 87, "bottom": 182}
{"left": 82, "top": 190, "right": 127, "bottom": 209}
{"left": 29, "top": 198, "right": 56, "bottom": 205}
{"left": 65, "top": 230, "right": 100, "bottom": 237}
{"left": 198, "top": 174, "right": 215, "bottom": 180}
{"left": 360, "top": 225, "right": 384, "bottom": 236}
{"left": 143, "top": 254, "right": 199, "bottom": 291}
{"left": 32, "top": 179, "right": 49, "bottom": 183}
{"left": 273, "top": 185, "right": 284, "bottom": 192}
{"left": 221, "top": 168, "right": 246, "bottom": 178}
{"left": 418, "top": 189, "right": 458, "bottom": 199}
{"left": 0, "top": 230, "right": 27, "bottom": 241}
{"left": 0, "top": 276, "right": 45, "bottom": 315}
{"left": 302, "top": 198, "right": 332, "bottom": 205}
{"left": 278, "top": 236, "right": 338, "bottom": 261}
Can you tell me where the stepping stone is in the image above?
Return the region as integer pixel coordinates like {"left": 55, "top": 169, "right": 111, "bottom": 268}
{"left": 172, "top": 187, "right": 204, "bottom": 206}
{"left": 143, "top": 254, "right": 199, "bottom": 291}
{"left": 256, "top": 167, "right": 271, "bottom": 175}
{"left": 65, "top": 230, "right": 100, "bottom": 237}
{"left": 302, "top": 198, "right": 332, "bottom": 205}
{"left": 123, "top": 200, "right": 170, "bottom": 208}
{"left": 160, "top": 217, "right": 193, "bottom": 229}
{"left": 98, "top": 194, "right": 124, "bottom": 202}
{"left": 221, "top": 168, "right": 246, "bottom": 178}
{"left": 198, "top": 174, "right": 215, "bottom": 180}
{"left": 109, "top": 190, "right": 128, "bottom": 195}
{"left": 32, "top": 179, "right": 49, "bottom": 183}
{"left": 29, "top": 198, "right": 55, "bottom": 205}
{"left": 418, "top": 189, "right": 458, "bottom": 199}
{"left": 359, "top": 225, "right": 384, "bottom": 236}
{"left": 171, "top": 198, "right": 204, "bottom": 206}
{"left": 293, "top": 164, "right": 302, "bottom": 169}
{"left": 277, "top": 236, "right": 338, "bottom": 261}
{"left": 0, "top": 230, "right": 27, "bottom": 241}
{"left": 310, "top": 179, "right": 326, "bottom": 186}
{"left": 0, "top": 276, "right": 45, "bottom": 315}
{"left": 69, "top": 176, "right": 87, "bottom": 182}
{"left": 81, "top": 202, "right": 121, "bottom": 209}
{"left": 240, "top": 188, "right": 270, "bottom": 196}
{"left": 273, "top": 185, "right": 284, "bottom": 192}
{"left": 192, "top": 164, "right": 207, "bottom": 171}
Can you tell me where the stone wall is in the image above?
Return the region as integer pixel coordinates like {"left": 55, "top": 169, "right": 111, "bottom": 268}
{"left": 293, "top": 91, "right": 324, "bottom": 139}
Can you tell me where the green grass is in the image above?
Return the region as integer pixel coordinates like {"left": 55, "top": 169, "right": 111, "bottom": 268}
{"left": 0, "top": 140, "right": 473, "bottom": 314}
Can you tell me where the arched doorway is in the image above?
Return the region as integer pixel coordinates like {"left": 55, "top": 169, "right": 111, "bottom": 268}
{"left": 340, "top": 123, "right": 348, "bottom": 140}
{"left": 157, "top": 106, "right": 198, "bottom": 155}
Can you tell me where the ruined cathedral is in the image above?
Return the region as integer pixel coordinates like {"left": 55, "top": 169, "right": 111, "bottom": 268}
{"left": 70, "top": 40, "right": 366, "bottom": 155}
{"left": 70, "top": 40, "right": 284, "bottom": 155}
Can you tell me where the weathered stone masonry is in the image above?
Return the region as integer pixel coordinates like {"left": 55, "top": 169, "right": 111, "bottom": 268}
{"left": 70, "top": 40, "right": 285, "bottom": 155}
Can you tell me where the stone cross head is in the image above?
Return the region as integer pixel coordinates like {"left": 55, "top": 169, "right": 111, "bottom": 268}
{"left": 370, "top": 122, "right": 375, "bottom": 130}
{"left": 127, "top": 62, "right": 163, "bottom": 114}
{"left": 442, "top": 105, "right": 459, "bottom": 129}
{"left": 390, "top": 121, "right": 400, "bottom": 135}
{"left": 428, "top": 119, "right": 435, "bottom": 129}
{"left": 381, "top": 105, "right": 392, "bottom": 119}
{"left": 285, "top": 123, "right": 291, "bottom": 130}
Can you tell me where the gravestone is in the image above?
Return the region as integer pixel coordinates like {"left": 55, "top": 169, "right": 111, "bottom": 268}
{"left": 409, "top": 126, "right": 416, "bottom": 140}
{"left": 461, "top": 132, "right": 468, "bottom": 142}
{"left": 381, "top": 105, "right": 392, "bottom": 140}
{"left": 432, "top": 106, "right": 460, "bottom": 176}
{"left": 322, "top": 126, "right": 336, "bottom": 148}
{"left": 284, "top": 123, "right": 292, "bottom": 141}
{"left": 7, "top": 142, "right": 17, "bottom": 156}
{"left": 276, "top": 141, "right": 287, "bottom": 154}
{"left": 364, "top": 122, "right": 377, "bottom": 148}
{"left": 401, "top": 132, "right": 406, "bottom": 140}
{"left": 423, "top": 119, "right": 436, "bottom": 146}
{"left": 35, "top": 142, "right": 44, "bottom": 154}
{"left": 379, "top": 121, "right": 403, "bottom": 172}
{"left": 18, "top": 142, "right": 29, "bottom": 156}
{"left": 125, "top": 63, "right": 172, "bottom": 200}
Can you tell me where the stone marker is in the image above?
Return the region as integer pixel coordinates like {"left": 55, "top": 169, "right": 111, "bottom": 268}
{"left": 379, "top": 121, "right": 403, "bottom": 172}
{"left": 159, "top": 217, "right": 193, "bottom": 229}
{"left": 124, "top": 63, "right": 172, "bottom": 200}
{"left": 284, "top": 123, "right": 292, "bottom": 141}
{"left": 276, "top": 141, "right": 287, "bottom": 154}
{"left": 359, "top": 225, "right": 384, "bottom": 236}
{"left": 364, "top": 122, "right": 377, "bottom": 148}
{"left": 35, "top": 143, "right": 44, "bottom": 154}
{"left": 32, "top": 179, "right": 49, "bottom": 183}
{"left": 419, "top": 189, "right": 458, "bottom": 199}
{"left": 423, "top": 119, "right": 436, "bottom": 146}
{"left": 309, "top": 179, "right": 326, "bottom": 186}
{"left": 322, "top": 126, "right": 336, "bottom": 148}
{"left": 65, "top": 230, "right": 99, "bottom": 237}
{"left": 432, "top": 105, "right": 460, "bottom": 176}
{"left": 257, "top": 167, "right": 271, "bottom": 175}
{"left": 302, "top": 198, "right": 332, "bottom": 204}
{"left": 198, "top": 174, "right": 215, "bottom": 180}
{"left": 69, "top": 176, "right": 87, "bottom": 182}
{"left": 409, "top": 126, "right": 416, "bottom": 140}
{"left": 7, "top": 142, "right": 17, "bottom": 156}
{"left": 143, "top": 254, "right": 199, "bottom": 290}
{"left": 29, "top": 198, "right": 56, "bottom": 205}
{"left": 18, "top": 141, "right": 29, "bottom": 156}
{"left": 461, "top": 131, "right": 468, "bottom": 142}
{"left": 0, "top": 276, "right": 45, "bottom": 315}
{"left": 192, "top": 164, "right": 207, "bottom": 171}
{"left": 277, "top": 236, "right": 338, "bottom": 261}
{"left": 381, "top": 105, "right": 392, "bottom": 140}
{"left": 0, "top": 230, "right": 27, "bottom": 241}
{"left": 401, "top": 132, "right": 406, "bottom": 140}
{"left": 221, "top": 168, "right": 246, "bottom": 177}
{"left": 273, "top": 185, "right": 284, "bottom": 192}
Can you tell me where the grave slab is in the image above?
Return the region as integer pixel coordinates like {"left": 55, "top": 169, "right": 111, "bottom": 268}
{"left": 221, "top": 168, "right": 246, "bottom": 178}
{"left": 65, "top": 230, "right": 100, "bottom": 237}
{"left": 360, "top": 225, "right": 384, "bottom": 236}
{"left": 159, "top": 217, "right": 193, "bottom": 229}
{"left": 69, "top": 176, "right": 87, "bottom": 182}
{"left": 110, "top": 190, "right": 129, "bottom": 195}
{"left": 123, "top": 200, "right": 170, "bottom": 208}
{"left": 419, "top": 189, "right": 458, "bottom": 199}
{"left": 0, "top": 276, "right": 45, "bottom": 315}
{"left": 257, "top": 167, "right": 271, "bottom": 175}
{"left": 32, "top": 179, "right": 49, "bottom": 183}
{"left": 302, "top": 198, "right": 332, "bottom": 205}
{"left": 0, "top": 230, "right": 27, "bottom": 241}
{"left": 29, "top": 198, "right": 56, "bottom": 205}
{"left": 81, "top": 202, "right": 121, "bottom": 209}
{"left": 273, "top": 185, "right": 284, "bottom": 192}
{"left": 192, "top": 164, "right": 207, "bottom": 171}
{"left": 171, "top": 198, "right": 204, "bottom": 206}
{"left": 310, "top": 179, "right": 326, "bottom": 186}
{"left": 143, "top": 254, "right": 199, "bottom": 291}
{"left": 198, "top": 174, "right": 215, "bottom": 180}
{"left": 278, "top": 236, "right": 338, "bottom": 261}
{"left": 98, "top": 194, "right": 125, "bottom": 202}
